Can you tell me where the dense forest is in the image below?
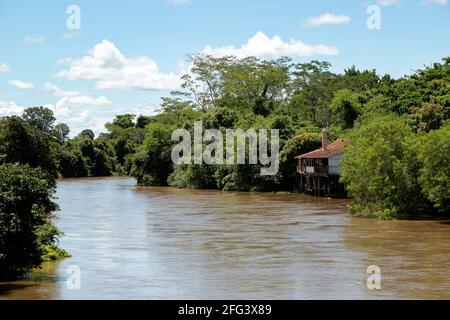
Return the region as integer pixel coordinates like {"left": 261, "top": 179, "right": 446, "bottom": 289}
{"left": 1, "top": 55, "right": 449, "bottom": 278}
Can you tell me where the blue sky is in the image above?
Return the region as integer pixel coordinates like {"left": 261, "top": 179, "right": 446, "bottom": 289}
{"left": 0, "top": 0, "right": 449, "bottom": 135}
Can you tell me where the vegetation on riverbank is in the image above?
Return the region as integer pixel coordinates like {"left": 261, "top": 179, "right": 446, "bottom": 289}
{"left": 0, "top": 163, "right": 62, "bottom": 278}
{"left": 125, "top": 55, "right": 448, "bottom": 218}
{"left": 341, "top": 115, "right": 449, "bottom": 219}
{"left": 0, "top": 111, "right": 69, "bottom": 279}
{"left": 0, "top": 57, "right": 449, "bottom": 280}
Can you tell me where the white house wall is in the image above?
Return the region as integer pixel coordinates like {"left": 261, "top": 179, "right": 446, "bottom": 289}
{"left": 328, "top": 153, "right": 343, "bottom": 174}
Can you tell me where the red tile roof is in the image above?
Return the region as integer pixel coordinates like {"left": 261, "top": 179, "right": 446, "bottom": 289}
{"left": 294, "top": 139, "right": 347, "bottom": 159}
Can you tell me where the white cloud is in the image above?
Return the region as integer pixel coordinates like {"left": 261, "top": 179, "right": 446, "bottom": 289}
{"left": 376, "top": 0, "right": 447, "bottom": 6}
{"left": 9, "top": 80, "right": 35, "bottom": 90}
{"left": 303, "top": 13, "right": 351, "bottom": 27}
{"left": 44, "top": 84, "right": 113, "bottom": 136}
{"left": 40, "top": 102, "right": 110, "bottom": 136}
{"left": 56, "top": 58, "right": 73, "bottom": 65}
{"left": 54, "top": 40, "right": 183, "bottom": 90}
{"left": 44, "top": 82, "right": 82, "bottom": 98}
{"left": 376, "top": 0, "right": 446, "bottom": 6}
{"left": 0, "top": 63, "right": 11, "bottom": 73}
{"left": 132, "top": 104, "right": 160, "bottom": 116}
{"left": 24, "top": 36, "right": 45, "bottom": 44}
{"left": 421, "top": 0, "right": 447, "bottom": 5}
{"left": 60, "top": 108, "right": 120, "bottom": 137}
{"left": 44, "top": 83, "right": 112, "bottom": 118}
{"left": 67, "top": 110, "right": 89, "bottom": 127}
{"left": 166, "top": 0, "right": 190, "bottom": 5}
{"left": 202, "top": 31, "right": 339, "bottom": 59}
{"left": 58, "top": 109, "right": 96, "bottom": 135}
{"left": 0, "top": 100, "right": 25, "bottom": 116}
{"left": 376, "top": 0, "right": 400, "bottom": 6}
{"left": 55, "top": 95, "right": 112, "bottom": 109}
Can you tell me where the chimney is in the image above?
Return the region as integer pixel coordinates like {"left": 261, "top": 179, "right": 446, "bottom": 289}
{"left": 321, "top": 128, "right": 328, "bottom": 151}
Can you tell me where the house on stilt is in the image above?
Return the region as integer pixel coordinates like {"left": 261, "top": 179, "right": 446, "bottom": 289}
{"left": 295, "top": 129, "right": 347, "bottom": 197}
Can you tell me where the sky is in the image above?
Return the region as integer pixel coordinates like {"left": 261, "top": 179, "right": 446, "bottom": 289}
{"left": 0, "top": 0, "right": 449, "bottom": 135}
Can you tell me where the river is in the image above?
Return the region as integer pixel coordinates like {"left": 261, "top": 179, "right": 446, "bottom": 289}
{"left": 1, "top": 177, "right": 450, "bottom": 299}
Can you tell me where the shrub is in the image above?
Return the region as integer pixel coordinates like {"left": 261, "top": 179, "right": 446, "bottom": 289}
{"left": 0, "top": 163, "right": 61, "bottom": 278}
{"left": 416, "top": 124, "right": 450, "bottom": 213}
{"left": 340, "top": 114, "right": 427, "bottom": 219}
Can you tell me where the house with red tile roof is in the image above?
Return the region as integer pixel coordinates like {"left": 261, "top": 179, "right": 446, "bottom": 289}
{"left": 295, "top": 129, "right": 347, "bottom": 197}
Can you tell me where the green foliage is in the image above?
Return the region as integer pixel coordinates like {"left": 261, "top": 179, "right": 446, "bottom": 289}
{"left": 340, "top": 66, "right": 381, "bottom": 92}
{"left": 215, "top": 165, "right": 258, "bottom": 191}
{"left": 79, "top": 129, "right": 95, "bottom": 140}
{"left": 416, "top": 124, "right": 450, "bottom": 212}
{"left": 104, "top": 115, "right": 146, "bottom": 173}
{"left": 168, "top": 164, "right": 217, "bottom": 189}
{"left": 131, "top": 123, "right": 175, "bottom": 186}
{"left": 59, "top": 131, "right": 116, "bottom": 177}
{"left": 0, "top": 116, "right": 58, "bottom": 183}
{"left": 36, "top": 223, "right": 71, "bottom": 261}
{"left": 22, "top": 106, "right": 56, "bottom": 135}
{"left": 41, "top": 245, "right": 70, "bottom": 261}
{"left": 202, "top": 107, "right": 239, "bottom": 129}
{"left": 378, "top": 57, "right": 450, "bottom": 116}
{"left": 181, "top": 55, "right": 291, "bottom": 115}
{"left": 291, "top": 60, "right": 337, "bottom": 126}
{"left": 409, "top": 103, "right": 449, "bottom": 132}
{"left": 330, "top": 89, "right": 362, "bottom": 129}
{"left": 0, "top": 108, "right": 70, "bottom": 278}
{"left": 54, "top": 123, "right": 70, "bottom": 143}
{"left": 363, "top": 94, "right": 392, "bottom": 114}
{"left": 0, "top": 163, "right": 60, "bottom": 278}
{"left": 340, "top": 114, "right": 428, "bottom": 219}
{"left": 112, "top": 114, "right": 136, "bottom": 129}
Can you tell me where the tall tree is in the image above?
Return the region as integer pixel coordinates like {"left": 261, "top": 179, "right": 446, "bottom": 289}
{"left": 22, "top": 106, "right": 56, "bottom": 134}
{"left": 330, "top": 89, "right": 362, "bottom": 129}
{"left": 340, "top": 114, "right": 427, "bottom": 219}
{"left": 54, "top": 123, "right": 70, "bottom": 143}
{"left": 0, "top": 116, "right": 58, "bottom": 182}
{"left": 0, "top": 163, "right": 58, "bottom": 279}
{"left": 416, "top": 124, "right": 450, "bottom": 213}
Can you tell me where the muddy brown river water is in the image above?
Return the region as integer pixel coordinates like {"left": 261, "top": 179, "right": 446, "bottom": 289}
{"left": 1, "top": 177, "right": 450, "bottom": 299}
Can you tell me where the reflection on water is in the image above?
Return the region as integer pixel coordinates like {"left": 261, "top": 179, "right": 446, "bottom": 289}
{"left": 0, "top": 262, "right": 63, "bottom": 300}
{"left": 1, "top": 177, "right": 450, "bottom": 299}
